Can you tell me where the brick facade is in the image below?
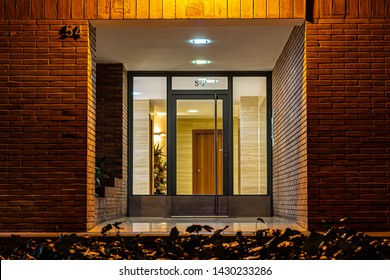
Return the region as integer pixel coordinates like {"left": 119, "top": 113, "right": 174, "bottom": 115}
{"left": 95, "top": 63, "right": 128, "bottom": 223}
{"left": 273, "top": 24, "right": 308, "bottom": 229}
{"left": 306, "top": 18, "right": 390, "bottom": 231}
{"left": 0, "top": 19, "right": 96, "bottom": 231}
{"left": 0, "top": 1, "right": 389, "bottom": 232}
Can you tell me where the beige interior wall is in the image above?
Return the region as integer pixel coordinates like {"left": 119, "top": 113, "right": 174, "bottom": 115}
{"left": 133, "top": 100, "right": 151, "bottom": 194}
{"left": 239, "top": 96, "right": 259, "bottom": 194}
{"left": 238, "top": 96, "right": 267, "bottom": 194}
{"left": 233, "top": 116, "right": 239, "bottom": 194}
{"left": 259, "top": 97, "right": 267, "bottom": 194}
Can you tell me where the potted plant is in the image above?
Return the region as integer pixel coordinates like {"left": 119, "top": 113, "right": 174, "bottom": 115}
{"left": 95, "top": 156, "right": 108, "bottom": 197}
{"left": 153, "top": 143, "right": 167, "bottom": 194}
{"left": 95, "top": 156, "right": 117, "bottom": 197}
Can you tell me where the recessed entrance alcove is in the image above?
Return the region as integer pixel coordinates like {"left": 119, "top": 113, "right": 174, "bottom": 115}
{"left": 93, "top": 19, "right": 302, "bottom": 221}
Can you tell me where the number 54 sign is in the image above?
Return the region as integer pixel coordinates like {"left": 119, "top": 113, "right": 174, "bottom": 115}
{"left": 59, "top": 25, "right": 82, "bottom": 40}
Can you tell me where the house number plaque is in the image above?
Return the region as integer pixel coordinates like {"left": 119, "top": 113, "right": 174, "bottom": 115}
{"left": 59, "top": 25, "right": 82, "bottom": 40}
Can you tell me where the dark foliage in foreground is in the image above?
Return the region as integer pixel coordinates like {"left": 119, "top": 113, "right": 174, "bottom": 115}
{"left": 1, "top": 224, "right": 389, "bottom": 260}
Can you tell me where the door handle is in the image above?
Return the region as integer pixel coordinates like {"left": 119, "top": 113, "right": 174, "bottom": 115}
{"left": 197, "top": 169, "right": 200, "bottom": 173}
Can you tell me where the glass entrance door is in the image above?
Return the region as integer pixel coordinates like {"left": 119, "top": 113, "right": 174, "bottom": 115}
{"left": 176, "top": 97, "right": 223, "bottom": 195}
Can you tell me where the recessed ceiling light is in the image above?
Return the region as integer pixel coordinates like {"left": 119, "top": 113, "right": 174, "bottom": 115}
{"left": 192, "top": 60, "right": 211, "bottom": 65}
{"left": 187, "top": 109, "right": 199, "bottom": 113}
{"left": 133, "top": 92, "right": 142, "bottom": 96}
{"left": 190, "top": 38, "right": 211, "bottom": 45}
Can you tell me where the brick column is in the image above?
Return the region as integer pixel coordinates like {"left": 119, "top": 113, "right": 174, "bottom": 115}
{"left": 95, "top": 63, "right": 128, "bottom": 222}
{"left": 0, "top": 20, "right": 96, "bottom": 232}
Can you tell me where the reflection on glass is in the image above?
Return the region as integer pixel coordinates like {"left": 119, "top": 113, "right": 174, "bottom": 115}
{"left": 133, "top": 77, "right": 167, "bottom": 195}
{"left": 233, "top": 77, "right": 267, "bottom": 195}
{"left": 176, "top": 99, "right": 223, "bottom": 195}
{"left": 216, "top": 99, "right": 223, "bottom": 194}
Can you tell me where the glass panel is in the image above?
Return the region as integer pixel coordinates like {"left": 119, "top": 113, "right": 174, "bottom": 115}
{"left": 216, "top": 99, "right": 223, "bottom": 195}
{"left": 172, "top": 76, "right": 228, "bottom": 90}
{"left": 133, "top": 77, "right": 167, "bottom": 195}
{"left": 233, "top": 77, "right": 267, "bottom": 195}
{"left": 176, "top": 99, "right": 223, "bottom": 195}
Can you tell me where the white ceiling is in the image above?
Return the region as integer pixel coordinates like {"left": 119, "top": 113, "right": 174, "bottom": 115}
{"left": 93, "top": 19, "right": 301, "bottom": 120}
{"left": 92, "top": 19, "right": 302, "bottom": 71}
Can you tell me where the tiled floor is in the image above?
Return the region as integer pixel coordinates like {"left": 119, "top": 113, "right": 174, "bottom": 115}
{"left": 1, "top": 217, "right": 389, "bottom": 238}
{"left": 88, "top": 216, "right": 308, "bottom": 235}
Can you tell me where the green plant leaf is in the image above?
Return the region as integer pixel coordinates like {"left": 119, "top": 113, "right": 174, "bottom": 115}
{"left": 1, "top": 221, "right": 390, "bottom": 260}
{"left": 55, "top": 233, "right": 78, "bottom": 253}
{"left": 112, "top": 221, "right": 123, "bottom": 230}
{"left": 186, "top": 224, "right": 202, "bottom": 234}
{"left": 202, "top": 225, "right": 214, "bottom": 232}
{"left": 213, "top": 225, "right": 229, "bottom": 235}
{"left": 101, "top": 224, "right": 113, "bottom": 235}
{"left": 257, "top": 217, "right": 266, "bottom": 224}
{"left": 169, "top": 226, "right": 180, "bottom": 240}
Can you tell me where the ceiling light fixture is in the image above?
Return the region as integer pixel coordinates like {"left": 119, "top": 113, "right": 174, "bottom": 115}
{"left": 192, "top": 59, "right": 211, "bottom": 65}
{"left": 187, "top": 109, "right": 199, "bottom": 113}
{"left": 190, "top": 38, "right": 211, "bottom": 45}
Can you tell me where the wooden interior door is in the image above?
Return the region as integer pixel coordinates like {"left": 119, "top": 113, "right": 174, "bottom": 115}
{"left": 193, "top": 130, "right": 223, "bottom": 194}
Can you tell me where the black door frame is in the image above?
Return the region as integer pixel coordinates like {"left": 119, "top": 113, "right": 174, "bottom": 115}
{"left": 167, "top": 73, "right": 233, "bottom": 195}
{"left": 167, "top": 75, "right": 233, "bottom": 196}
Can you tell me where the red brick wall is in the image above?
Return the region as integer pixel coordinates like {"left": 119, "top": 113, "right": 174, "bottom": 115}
{"left": 0, "top": 19, "right": 96, "bottom": 231}
{"left": 272, "top": 24, "right": 308, "bottom": 229}
{"left": 306, "top": 18, "right": 390, "bottom": 231}
{"left": 0, "top": 1, "right": 389, "bottom": 233}
{"left": 273, "top": 1, "right": 390, "bottom": 231}
{"left": 96, "top": 64, "right": 126, "bottom": 179}
{"left": 95, "top": 63, "right": 128, "bottom": 223}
